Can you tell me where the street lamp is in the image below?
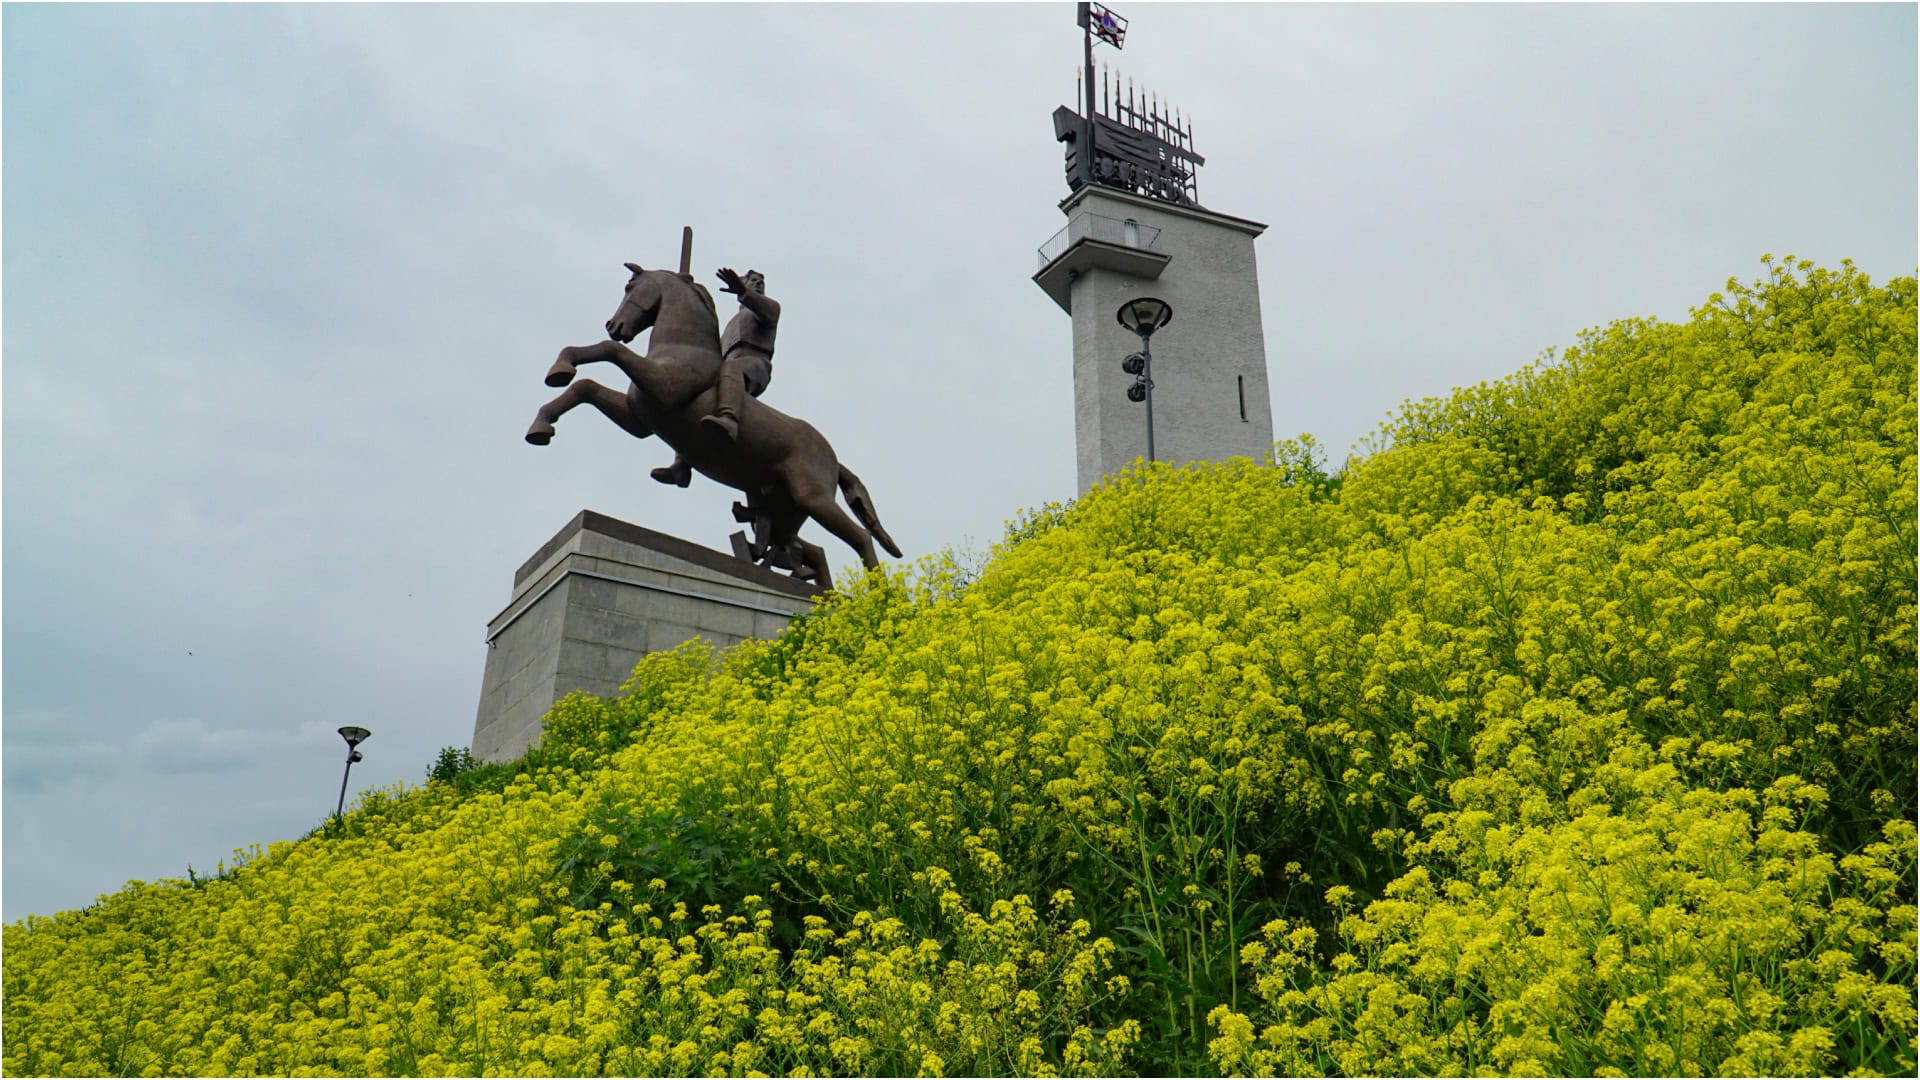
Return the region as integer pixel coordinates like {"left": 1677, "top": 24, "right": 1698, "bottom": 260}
{"left": 1117, "top": 297, "right": 1173, "bottom": 461}
{"left": 334, "top": 726, "right": 370, "bottom": 820}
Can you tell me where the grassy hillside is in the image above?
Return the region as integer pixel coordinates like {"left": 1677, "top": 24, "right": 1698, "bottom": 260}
{"left": 5, "top": 257, "right": 1914, "bottom": 1077}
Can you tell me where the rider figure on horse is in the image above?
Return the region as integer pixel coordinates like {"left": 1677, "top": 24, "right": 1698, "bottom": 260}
{"left": 651, "top": 266, "right": 780, "bottom": 487}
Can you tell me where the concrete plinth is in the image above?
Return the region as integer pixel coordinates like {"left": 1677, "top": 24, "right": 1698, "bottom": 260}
{"left": 471, "top": 510, "right": 819, "bottom": 763}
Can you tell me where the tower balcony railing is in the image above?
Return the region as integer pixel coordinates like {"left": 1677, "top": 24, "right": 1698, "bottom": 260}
{"left": 1037, "top": 212, "right": 1165, "bottom": 272}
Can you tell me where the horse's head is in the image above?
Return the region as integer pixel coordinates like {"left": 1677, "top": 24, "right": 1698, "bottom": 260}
{"left": 606, "top": 261, "right": 718, "bottom": 348}
{"left": 606, "top": 262, "right": 665, "bottom": 343}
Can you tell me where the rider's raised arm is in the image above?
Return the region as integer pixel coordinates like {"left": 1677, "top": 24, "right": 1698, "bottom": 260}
{"left": 740, "top": 292, "right": 781, "bottom": 326}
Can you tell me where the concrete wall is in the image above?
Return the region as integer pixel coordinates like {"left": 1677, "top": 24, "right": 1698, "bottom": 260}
{"left": 1047, "top": 185, "right": 1275, "bottom": 492}
{"left": 471, "top": 510, "right": 818, "bottom": 763}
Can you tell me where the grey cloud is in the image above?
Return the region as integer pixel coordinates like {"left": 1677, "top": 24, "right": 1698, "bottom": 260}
{"left": 2, "top": 712, "right": 311, "bottom": 794}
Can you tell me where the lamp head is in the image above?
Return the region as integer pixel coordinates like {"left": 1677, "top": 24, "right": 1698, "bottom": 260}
{"left": 1116, "top": 296, "right": 1173, "bottom": 338}
{"left": 338, "top": 726, "right": 371, "bottom": 749}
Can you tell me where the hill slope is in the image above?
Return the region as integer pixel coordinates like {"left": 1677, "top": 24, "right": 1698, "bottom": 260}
{"left": 5, "top": 258, "right": 1915, "bottom": 1077}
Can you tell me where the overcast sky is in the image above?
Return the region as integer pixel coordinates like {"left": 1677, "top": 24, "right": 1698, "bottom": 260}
{"left": 3, "top": 2, "right": 1913, "bottom": 922}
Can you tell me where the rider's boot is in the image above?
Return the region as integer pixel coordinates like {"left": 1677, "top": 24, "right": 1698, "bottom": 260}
{"left": 701, "top": 412, "right": 739, "bottom": 440}
{"left": 651, "top": 457, "right": 692, "bottom": 487}
{"left": 701, "top": 364, "right": 745, "bottom": 441}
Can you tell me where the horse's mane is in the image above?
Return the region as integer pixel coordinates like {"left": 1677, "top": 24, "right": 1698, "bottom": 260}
{"left": 669, "top": 273, "right": 717, "bottom": 320}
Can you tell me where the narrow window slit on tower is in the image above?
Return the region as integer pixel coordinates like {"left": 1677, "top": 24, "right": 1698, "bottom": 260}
{"left": 1237, "top": 375, "right": 1247, "bottom": 421}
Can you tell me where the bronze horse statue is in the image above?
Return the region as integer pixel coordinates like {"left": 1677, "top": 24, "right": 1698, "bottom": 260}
{"left": 526, "top": 261, "right": 900, "bottom": 589}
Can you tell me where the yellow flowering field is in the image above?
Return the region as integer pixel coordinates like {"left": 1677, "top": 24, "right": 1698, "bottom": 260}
{"left": 5, "top": 258, "right": 1913, "bottom": 1076}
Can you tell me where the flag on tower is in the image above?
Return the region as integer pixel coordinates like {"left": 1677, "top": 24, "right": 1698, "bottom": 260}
{"left": 1079, "top": 2, "right": 1127, "bottom": 50}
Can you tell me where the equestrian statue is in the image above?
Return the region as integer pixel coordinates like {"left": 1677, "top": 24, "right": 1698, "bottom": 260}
{"left": 525, "top": 229, "right": 900, "bottom": 590}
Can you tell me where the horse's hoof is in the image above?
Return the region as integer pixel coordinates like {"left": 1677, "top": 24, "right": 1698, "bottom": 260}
{"left": 544, "top": 363, "right": 575, "bottom": 388}
{"left": 525, "top": 421, "right": 554, "bottom": 445}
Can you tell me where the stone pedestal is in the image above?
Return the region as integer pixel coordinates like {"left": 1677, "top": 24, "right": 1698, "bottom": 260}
{"left": 471, "top": 510, "right": 819, "bottom": 763}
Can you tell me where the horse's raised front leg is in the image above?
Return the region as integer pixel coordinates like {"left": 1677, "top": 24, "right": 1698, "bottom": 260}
{"left": 545, "top": 340, "right": 650, "bottom": 389}
{"left": 526, "top": 378, "right": 651, "bottom": 445}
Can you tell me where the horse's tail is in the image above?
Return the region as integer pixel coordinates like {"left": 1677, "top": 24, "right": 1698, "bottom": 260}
{"left": 837, "top": 465, "right": 903, "bottom": 558}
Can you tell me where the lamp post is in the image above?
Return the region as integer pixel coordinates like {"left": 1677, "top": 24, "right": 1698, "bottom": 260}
{"left": 1117, "top": 296, "right": 1173, "bottom": 461}
{"left": 334, "top": 726, "right": 370, "bottom": 819}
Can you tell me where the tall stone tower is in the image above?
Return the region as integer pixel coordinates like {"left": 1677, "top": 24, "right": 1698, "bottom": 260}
{"left": 1035, "top": 4, "right": 1274, "bottom": 493}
